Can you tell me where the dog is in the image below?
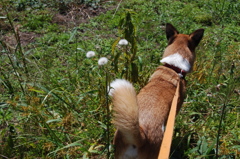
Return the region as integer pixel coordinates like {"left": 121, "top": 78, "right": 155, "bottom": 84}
{"left": 109, "top": 23, "right": 204, "bottom": 159}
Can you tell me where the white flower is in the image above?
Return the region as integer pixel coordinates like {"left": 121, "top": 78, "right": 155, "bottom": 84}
{"left": 86, "top": 51, "right": 96, "bottom": 58}
{"left": 98, "top": 57, "right": 108, "bottom": 66}
{"left": 118, "top": 39, "right": 128, "bottom": 46}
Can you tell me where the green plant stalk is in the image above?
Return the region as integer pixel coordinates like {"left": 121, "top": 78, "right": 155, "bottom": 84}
{"left": 1, "top": 41, "right": 26, "bottom": 95}
{"left": 69, "top": 27, "right": 79, "bottom": 70}
{"left": 215, "top": 103, "right": 226, "bottom": 159}
{"left": 215, "top": 63, "right": 236, "bottom": 158}
{"left": 209, "top": 22, "right": 225, "bottom": 84}
{"left": 0, "top": 66, "right": 14, "bottom": 94}
{"left": 6, "top": 11, "right": 29, "bottom": 77}
{"left": 124, "top": 49, "right": 130, "bottom": 80}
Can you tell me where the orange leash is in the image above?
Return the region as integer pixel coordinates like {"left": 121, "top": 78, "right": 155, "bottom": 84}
{"left": 158, "top": 81, "right": 180, "bottom": 159}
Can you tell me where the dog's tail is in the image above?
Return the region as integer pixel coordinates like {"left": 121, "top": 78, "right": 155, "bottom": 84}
{"left": 109, "top": 79, "right": 143, "bottom": 146}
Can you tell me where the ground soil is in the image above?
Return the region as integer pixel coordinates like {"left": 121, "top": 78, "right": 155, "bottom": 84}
{"left": 1, "top": 2, "right": 114, "bottom": 47}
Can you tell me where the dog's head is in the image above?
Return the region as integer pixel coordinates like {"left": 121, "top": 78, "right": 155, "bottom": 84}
{"left": 161, "top": 23, "right": 204, "bottom": 72}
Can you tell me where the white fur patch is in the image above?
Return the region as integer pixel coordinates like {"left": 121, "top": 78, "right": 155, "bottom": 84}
{"left": 160, "top": 53, "right": 191, "bottom": 72}
{"left": 109, "top": 79, "right": 133, "bottom": 96}
{"left": 124, "top": 145, "right": 138, "bottom": 158}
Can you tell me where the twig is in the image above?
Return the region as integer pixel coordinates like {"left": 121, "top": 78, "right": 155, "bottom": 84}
{"left": 112, "top": 0, "right": 123, "bottom": 18}
{"left": 0, "top": 154, "right": 9, "bottom": 159}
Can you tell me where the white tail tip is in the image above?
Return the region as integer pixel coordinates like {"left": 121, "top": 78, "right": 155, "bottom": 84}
{"left": 109, "top": 79, "right": 133, "bottom": 96}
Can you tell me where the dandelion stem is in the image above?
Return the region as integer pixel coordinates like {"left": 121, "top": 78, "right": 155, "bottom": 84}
{"left": 105, "top": 70, "right": 110, "bottom": 159}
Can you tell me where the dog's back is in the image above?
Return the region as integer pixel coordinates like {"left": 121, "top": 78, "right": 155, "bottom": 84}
{"left": 110, "top": 24, "right": 204, "bottom": 159}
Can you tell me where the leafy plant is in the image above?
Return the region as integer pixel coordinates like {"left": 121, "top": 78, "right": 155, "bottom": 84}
{"left": 112, "top": 9, "right": 139, "bottom": 83}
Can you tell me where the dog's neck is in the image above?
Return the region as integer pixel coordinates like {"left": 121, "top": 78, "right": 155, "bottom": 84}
{"left": 160, "top": 53, "right": 190, "bottom": 78}
{"left": 163, "top": 63, "right": 186, "bottom": 78}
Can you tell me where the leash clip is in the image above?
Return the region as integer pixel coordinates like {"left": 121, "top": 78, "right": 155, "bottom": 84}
{"left": 178, "top": 73, "right": 183, "bottom": 78}
{"left": 178, "top": 70, "right": 184, "bottom": 78}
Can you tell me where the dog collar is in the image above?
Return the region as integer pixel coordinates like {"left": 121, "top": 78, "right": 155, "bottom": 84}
{"left": 164, "top": 63, "right": 187, "bottom": 78}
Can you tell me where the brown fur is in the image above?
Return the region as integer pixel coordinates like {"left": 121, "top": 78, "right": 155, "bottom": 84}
{"left": 110, "top": 24, "right": 204, "bottom": 159}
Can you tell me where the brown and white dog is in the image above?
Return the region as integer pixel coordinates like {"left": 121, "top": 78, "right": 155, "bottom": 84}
{"left": 109, "top": 23, "right": 204, "bottom": 159}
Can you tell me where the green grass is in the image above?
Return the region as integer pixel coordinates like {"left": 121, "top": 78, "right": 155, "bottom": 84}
{"left": 0, "top": 0, "right": 239, "bottom": 158}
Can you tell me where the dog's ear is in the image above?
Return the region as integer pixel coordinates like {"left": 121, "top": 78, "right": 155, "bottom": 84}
{"left": 166, "top": 23, "right": 179, "bottom": 41}
{"left": 189, "top": 29, "right": 204, "bottom": 47}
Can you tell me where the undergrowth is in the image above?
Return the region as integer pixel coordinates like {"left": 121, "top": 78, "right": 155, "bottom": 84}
{"left": 0, "top": 0, "right": 239, "bottom": 158}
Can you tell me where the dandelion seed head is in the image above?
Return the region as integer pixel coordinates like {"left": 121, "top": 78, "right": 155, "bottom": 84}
{"left": 86, "top": 51, "right": 95, "bottom": 58}
{"left": 98, "top": 57, "right": 108, "bottom": 66}
{"left": 118, "top": 39, "right": 128, "bottom": 46}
